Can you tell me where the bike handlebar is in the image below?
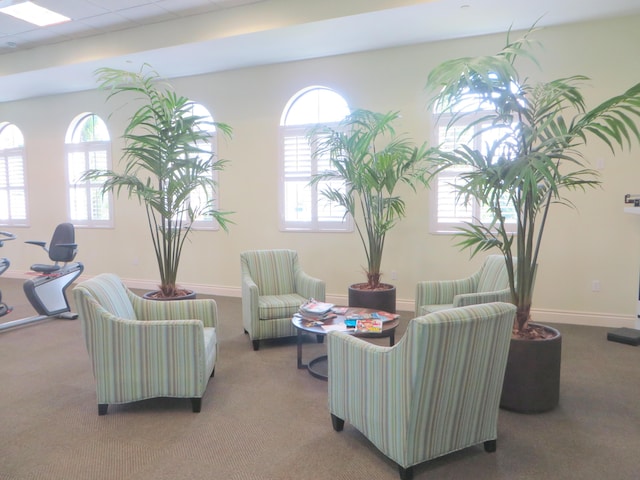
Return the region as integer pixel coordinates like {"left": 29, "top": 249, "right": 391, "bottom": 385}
{"left": 0, "top": 231, "right": 16, "bottom": 246}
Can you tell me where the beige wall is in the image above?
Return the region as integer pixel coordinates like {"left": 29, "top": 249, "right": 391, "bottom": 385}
{"left": 1, "top": 15, "right": 639, "bottom": 326}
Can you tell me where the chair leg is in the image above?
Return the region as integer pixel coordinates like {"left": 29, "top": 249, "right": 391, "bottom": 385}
{"left": 331, "top": 414, "right": 344, "bottom": 432}
{"left": 398, "top": 465, "right": 414, "bottom": 480}
{"left": 484, "top": 439, "right": 497, "bottom": 452}
{"left": 252, "top": 339, "right": 260, "bottom": 351}
{"left": 191, "top": 398, "right": 202, "bottom": 413}
{"left": 98, "top": 404, "right": 108, "bottom": 416}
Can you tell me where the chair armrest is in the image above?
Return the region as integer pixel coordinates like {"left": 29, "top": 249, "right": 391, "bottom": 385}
{"left": 453, "top": 288, "right": 513, "bottom": 307}
{"left": 130, "top": 294, "right": 218, "bottom": 328}
{"left": 327, "top": 331, "right": 407, "bottom": 440}
{"left": 414, "top": 276, "right": 477, "bottom": 316}
{"left": 25, "top": 240, "right": 47, "bottom": 249}
{"left": 295, "top": 270, "right": 325, "bottom": 301}
{"left": 241, "top": 274, "right": 259, "bottom": 331}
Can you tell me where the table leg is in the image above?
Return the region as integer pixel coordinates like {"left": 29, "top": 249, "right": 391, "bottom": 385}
{"left": 297, "top": 329, "right": 305, "bottom": 369}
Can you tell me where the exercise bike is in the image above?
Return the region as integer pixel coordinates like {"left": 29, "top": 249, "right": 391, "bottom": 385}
{"left": 0, "top": 223, "right": 84, "bottom": 332}
{"left": 0, "top": 230, "right": 16, "bottom": 317}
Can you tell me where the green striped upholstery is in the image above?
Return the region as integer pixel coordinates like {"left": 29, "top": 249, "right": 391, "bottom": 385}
{"left": 258, "top": 293, "right": 307, "bottom": 320}
{"left": 328, "top": 302, "right": 516, "bottom": 475}
{"left": 73, "top": 273, "right": 218, "bottom": 414}
{"left": 240, "top": 250, "right": 325, "bottom": 349}
{"left": 415, "top": 255, "right": 514, "bottom": 316}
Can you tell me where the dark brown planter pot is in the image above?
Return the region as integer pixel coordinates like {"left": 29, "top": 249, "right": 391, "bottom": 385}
{"left": 500, "top": 323, "right": 562, "bottom": 414}
{"left": 348, "top": 283, "right": 396, "bottom": 313}
{"left": 143, "top": 290, "right": 196, "bottom": 301}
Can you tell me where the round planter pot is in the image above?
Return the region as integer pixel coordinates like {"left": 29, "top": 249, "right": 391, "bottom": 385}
{"left": 143, "top": 290, "right": 196, "bottom": 301}
{"left": 500, "top": 323, "right": 562, "bottom": 414}
{"left": 348, "top": 283, "right": 396, "bottom": 313}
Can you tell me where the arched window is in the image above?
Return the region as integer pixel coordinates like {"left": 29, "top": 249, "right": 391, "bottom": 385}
{"left": 184, "top": 102, "right": 222, "bottom": 230}
{"left": 0, "top": 123, "right": 27, "bottom": 226}
{"left": 280, "top": 86, "right": 351, "bottom": 231}
{"left": 65, "top": 113, "right": 112, "bottom": 227}
{"left": 431, "top": 91, "right": 517, "bottom": 233}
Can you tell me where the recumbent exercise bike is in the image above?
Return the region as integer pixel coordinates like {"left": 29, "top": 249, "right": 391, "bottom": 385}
{"left": 0, "top": 223, "right": 84, "bottom": 331}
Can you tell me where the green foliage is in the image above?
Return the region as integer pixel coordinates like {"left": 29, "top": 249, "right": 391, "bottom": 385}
{"left": 81, "top": 65, "right": 233, "bottom": 297}
{"left": 426, "top": 27, "right": 640, "bottom": 333}
{"left": 309, "top": 109, "right": 431, "bottom": 289}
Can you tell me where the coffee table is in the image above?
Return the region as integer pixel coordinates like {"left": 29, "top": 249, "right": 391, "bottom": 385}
{"left": 292, "top": 307, "right": 400, "bottom": 380}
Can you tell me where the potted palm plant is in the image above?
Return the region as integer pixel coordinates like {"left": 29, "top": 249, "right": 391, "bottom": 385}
{"left": 82, "top": 65, "right": 233, "bottom": 299}
{"left": 426, "top": 28, "right": 640, "bottom": 412}
{"left": 309, "top": 109, "right": 431, "bottom": 313}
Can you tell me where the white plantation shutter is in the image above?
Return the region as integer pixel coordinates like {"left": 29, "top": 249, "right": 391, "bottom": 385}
{"left": 67, "top": 143, "right": 111, "bottom": 224}
{"left": 431, "top": 113, "right": 516, "bottom": 233}
{"left": 186, "top": 104, "right": 220, "bottom": 229}
{"left": 65, "top": 113, "right": 112, "bottom": 227}
{"left": 0, "top": 124, "right": 27, "bottom": 226}
{"left": 280, "top": 86, "right": 351, "bottom": 232}
{"left": 283, "top": 129, "right": 312, "bottom": 223}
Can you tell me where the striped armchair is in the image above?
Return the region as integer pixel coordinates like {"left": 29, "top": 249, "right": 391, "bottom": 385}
{"left": 328, "top": 302, "right": 516, "bottom": 480}
{"left": 73, "top": 273, "right": 218, "bottom": 416}
{"left": 415, "top": 255, "right": 514, "bottom": 317}
{"left": 241, "top": 249, "right": 325, "bottom": 351}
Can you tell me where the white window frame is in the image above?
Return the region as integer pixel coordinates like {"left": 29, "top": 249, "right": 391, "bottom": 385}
{"left": 0, "top": 122, "right": 28, "bottom": 226}
{"left": 279, "top": 86, "right": 352, "bottom": 232}
{"left": 430, "top": 110, "right": 517, "bottom": 234}
{"left": 185, "top": 102, "right": 222, "bottom": 231}
{"left": 65, "top": 113, "right": 113, "bottom": 228}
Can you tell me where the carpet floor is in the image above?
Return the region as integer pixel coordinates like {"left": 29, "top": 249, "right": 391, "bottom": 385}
{"left": 0, "top": 277, "right": 639, "bottom": 480}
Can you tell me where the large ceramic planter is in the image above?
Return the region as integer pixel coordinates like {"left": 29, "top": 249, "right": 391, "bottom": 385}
{"left": 143, "top": 290, "right": 196, "bottom": 301}
{"left": 500, "top": 323, "right": 562, "bottom": 414}
{"left": 348, "top": 283, "right": 396, "bottom": 313}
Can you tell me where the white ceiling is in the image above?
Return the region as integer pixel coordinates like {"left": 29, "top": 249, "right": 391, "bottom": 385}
{"left": 1, "top": 0, "right": 640, "bottom": 103}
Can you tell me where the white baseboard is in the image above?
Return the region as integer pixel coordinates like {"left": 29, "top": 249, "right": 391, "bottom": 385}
{"left": 529, "top": 308, "right": 637, "bottom": 329}
{"left": 9, "top": 271, "right": 635, "bottom": 329}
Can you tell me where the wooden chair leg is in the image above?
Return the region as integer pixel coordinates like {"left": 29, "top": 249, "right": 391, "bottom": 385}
{"left": 331, "top": 414, "right": 344, "bottom": 431}
{"left": 191, "top": 398, "right": 202, "bottom": 413}
{"left": 398, "top": 465, "right": 414, "bottom": 480}
{"left": 252, "top": 339, "right": 259, "bottom": 351}
{"left": 484, "top": 439, "right": 497, "bottom": 452}
{"left": 98, "top": 404, "right": 108, "bottom": 416}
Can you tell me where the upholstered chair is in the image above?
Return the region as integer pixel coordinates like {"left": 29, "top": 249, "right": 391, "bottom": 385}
{"left": 415, "top": 255, "right": 514, "bottom": 316}
{"left": 328, "top": 302, "right": 516, "bottom": 480}
{"left": 240, "top": 249, "right": 325, "bottom": 351}
{"left": 73, "top": 273, "right": 218, "bottom": 416}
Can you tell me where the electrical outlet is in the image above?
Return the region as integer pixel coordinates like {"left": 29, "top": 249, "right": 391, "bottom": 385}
{"left": 591, "top": 280, "right": 601, "bottom": 292}
{"left": 391, "top": 270, "right": 398, "bottom": 281}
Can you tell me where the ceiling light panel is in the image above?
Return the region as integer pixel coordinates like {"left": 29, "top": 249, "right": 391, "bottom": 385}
{"left": 0, "top": 1, "right": 70, "bottom": 26}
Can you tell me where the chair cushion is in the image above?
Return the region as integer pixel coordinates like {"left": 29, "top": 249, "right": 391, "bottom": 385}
{"left": 259, "top": 293, "right": 307, "bottom": 320}
{"left": 477, "top": 256, "right": 509, "bottom": 292}
{"left": 420, "top": 304, "right": 454, "bottom": 315}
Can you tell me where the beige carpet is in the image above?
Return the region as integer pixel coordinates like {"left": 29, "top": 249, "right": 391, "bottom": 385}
{"left": 1, "top": 276, "right": 639, "bottom": 480}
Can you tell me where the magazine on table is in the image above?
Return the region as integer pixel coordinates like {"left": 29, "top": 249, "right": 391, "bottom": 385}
{"left": 299, "top": 299, "right": 334, "bottom": 317}
{"left": 355, "top": 318, "right": 383, "bottom": 333}
{"left": 345, "top": 310, "right": 399, "bottom": 322}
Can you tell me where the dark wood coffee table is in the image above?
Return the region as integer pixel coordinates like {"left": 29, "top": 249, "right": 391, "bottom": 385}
{"left": 292, "top": 307, "right": 400, "bottom": 380}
